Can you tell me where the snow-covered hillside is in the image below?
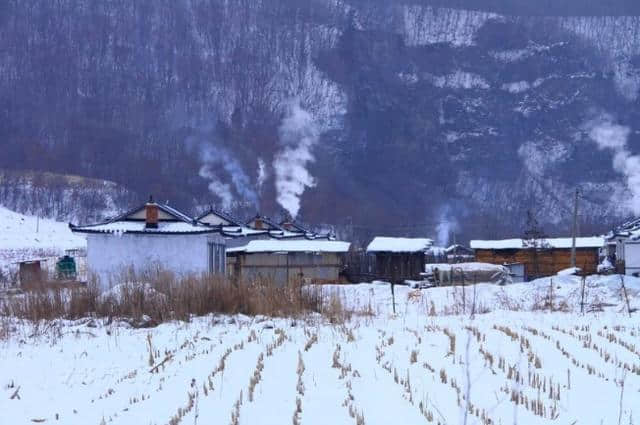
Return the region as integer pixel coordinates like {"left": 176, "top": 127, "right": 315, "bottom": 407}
{"left": 1, "top": 279, "right": 639, "bottom": 424}
{"left": 0, "top": 206, "right": 86, "bottom": 280}
{"left": 0, "top": 206, "right": 85, "bottom": 251}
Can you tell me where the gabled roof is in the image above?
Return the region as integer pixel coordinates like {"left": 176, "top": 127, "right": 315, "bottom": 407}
{"left": 70, "top": 202, "right": 220, "bottom": 235}
{"left": 470, "top": 237, "right": 605, "bottom": 250}
{"left": 245, "top": 214, "right": 284, "bottom": 231}
{"left": 197, "top": 207, "right": 242, "bottom": 227}
{"left": 279, "top": 220, "right": 310, "bottom": 234}
{"left": 608, "top": 217, "right": 640, "bottom": 240}
{"left": 445, "top": 244, "right": 474, "bottom": 255}
{"left": 367, "top": 237, "right": 434, "bottom": 253}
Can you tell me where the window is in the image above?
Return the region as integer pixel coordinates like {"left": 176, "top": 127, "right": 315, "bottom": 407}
{"left": 208, "top": 242, "right": 226, "bottom": 274}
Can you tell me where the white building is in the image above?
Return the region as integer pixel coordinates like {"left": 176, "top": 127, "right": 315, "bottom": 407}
{"left": 71, "top": 200, "right": 226, "bottom": 289}
{"left": 607, "top": 218, "right": 640, "bottom": 275}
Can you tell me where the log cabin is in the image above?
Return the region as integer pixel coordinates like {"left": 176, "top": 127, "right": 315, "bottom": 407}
{"left": 470, "top": 237, "right": 604, "bottom": 281}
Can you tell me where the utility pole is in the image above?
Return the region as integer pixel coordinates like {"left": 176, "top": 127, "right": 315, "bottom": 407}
{"left": 570, "top": 188, "right": 579, "bottom": 268}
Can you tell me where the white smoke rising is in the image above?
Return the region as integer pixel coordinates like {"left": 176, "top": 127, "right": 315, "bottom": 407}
{"left": 198, "top": 171, "right": 233, "bottom": 210}
{"left": 273, "top": 100, "right": 319, "bottom": 219}
{"left": 584, "top": 113, "right": 640, "bottom": 214}
{"left": 435, "top": 206, "right": 459, "bottom": 247}
{"left": 257, "top": 158, "right": 268, "bottom": 191}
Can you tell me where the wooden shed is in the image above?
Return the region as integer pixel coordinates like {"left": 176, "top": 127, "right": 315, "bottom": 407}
{"left": 470, "top": 237, "right": 604, "bottom": 281}
{"left": 366, "top": 237, "right": 434, "bottom": 283}
{"left": 226, "top": 240, "right": 351, "bottom": 286}
{"left": 18, "top": 260, "right": 44, "bottom": 286}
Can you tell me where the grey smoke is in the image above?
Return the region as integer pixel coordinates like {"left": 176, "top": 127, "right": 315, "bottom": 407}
{"left": 199, "top": 144, "right": 259, "bottom": 210}
{"left": 584, "top": 113, "right": 640, "bottom": 214}
{"left": 273, "top": 100, "right": 319, "bottom": 219}
{"left": 187, "top": 125, "right": 259, "bottom": 210}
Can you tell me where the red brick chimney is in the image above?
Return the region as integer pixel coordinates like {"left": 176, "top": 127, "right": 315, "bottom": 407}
{"left": 281, "top": 213, "right": 294, "bottom": 231}
{"left": 254, "top": 217, "right": 264, "bottom": 229}
{"left": 281, "top": 220, "right": 294, "bottom": 231}
{"left": 145, "top": 196, "right": 158, "bottom": 229}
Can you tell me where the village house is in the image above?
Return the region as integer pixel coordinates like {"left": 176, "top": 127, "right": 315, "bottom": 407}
{"left": 70, "top": 200, "right": 226, "bottom": 290}
{"left": 470, "top": 237, "right": 604, "bottom": 281}
{"left": 226, "top": 239, "right": 351, "bottom": 285}
{"left": 197, "top": 208, "right": 273, "bottom": 249}
{"left": 366, "top": 237, "right": 436, "bottom": 283}
{"left": 196, "top": 209, "right": 343, "bottom": 284}
{"left": 606, "top": 218, "right": 640, "bottom": 275}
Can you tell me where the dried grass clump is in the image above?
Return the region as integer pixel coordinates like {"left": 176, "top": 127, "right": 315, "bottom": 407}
{"left": 1, "top": 270, "right": 349, "bottom": 325}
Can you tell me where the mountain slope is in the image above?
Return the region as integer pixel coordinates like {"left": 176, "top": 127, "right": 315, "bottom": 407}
{"left": 1, "top": 0, "right": 639, "bottom": 240}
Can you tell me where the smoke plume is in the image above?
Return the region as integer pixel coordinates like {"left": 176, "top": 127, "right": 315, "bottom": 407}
{"left": 186, "top": 123, "right": 259, "bottom": 210}
{"left": 584, "top": 113, "right": 640, "bottom": 214}
{"left": 257, "top": 158, "right": 268, "bottom": 191}
{"left": 435, "top": 205, "right": 459, "bottom": 247}
{"left": 273, "top": 100, "right": 319, "bottom": 218}
{"left": 199, "top": 144, "right": 259, "bottom": 210}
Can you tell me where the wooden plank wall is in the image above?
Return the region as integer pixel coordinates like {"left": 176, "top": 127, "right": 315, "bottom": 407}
{"left": 475, "top": 248, "right": 599, "bottom": 280}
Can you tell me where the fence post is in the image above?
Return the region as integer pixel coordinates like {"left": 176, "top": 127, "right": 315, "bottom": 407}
{"left": 580, "top": 274, "right": 586, "bottom": 314}
{"left": 391, "top": 281, "right": 396, "bottom": 315}
{"left": 549, "top": 278, "right": 554, "bottom": 312}
{"left": 620, "top": 275, "right": 632, "bottom": 318}
{"left": 461, "top": 268, "right": 465, "bottom": 315}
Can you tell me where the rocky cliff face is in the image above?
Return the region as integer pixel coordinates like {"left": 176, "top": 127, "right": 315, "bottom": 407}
{"left": 2, "top": 0, "right": 640, "bottom": 240}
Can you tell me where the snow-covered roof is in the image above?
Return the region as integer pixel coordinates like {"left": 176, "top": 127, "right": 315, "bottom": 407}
{"left": 70, "top": 202, "right": 219, "bottom": 235}
{"left": 219, "top": 225, "right": 333, "bottom": 241}
{"left": 227, "top": 240, "right": 351, "bottom": 254}
{"left": 608, "top": 217, "right": 640, "bottom": 241}
{"left": 445, "top": 244, "right": 474, "bottom": 254}
{"left": 71, "top": 220, "right": 217, "bottom": 235}
{"left": 366, "top": 237, "right": 434, "bottom": 253}
{"left": 220, "top": 226, "right": 270, "bottom": 237}
{"left": 470, "top": 237, "right": 605, "bottom": 250}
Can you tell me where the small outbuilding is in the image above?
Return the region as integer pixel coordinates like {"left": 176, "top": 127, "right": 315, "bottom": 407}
{"left": 70, "top": 200, "right": 226, "bottom": 290}
{"left": 227, "top": 239, "right": 351, "bottom": 286}
{"left": 470, "top": 237, "right": 604, "bottom": 281}
{"left": 366, "top": 237, "right": 434, "bottom": 283}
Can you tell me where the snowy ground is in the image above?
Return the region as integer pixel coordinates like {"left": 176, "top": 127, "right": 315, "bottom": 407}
{"left": 2, "top": 278, "right": 640, "bottom": 425}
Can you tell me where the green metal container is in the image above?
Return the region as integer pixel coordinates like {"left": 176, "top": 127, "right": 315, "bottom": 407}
{"left": 56, "top": 256, "right": 77, "bottom": 280}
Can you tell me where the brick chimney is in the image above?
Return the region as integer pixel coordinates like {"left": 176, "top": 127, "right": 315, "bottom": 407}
{"left": 145, "top": 196, "right": 158, "bottom": 229}
{"left": 281, "top": 220, "right": 294, "bottom": 231}
{"left": 281, "top": 213, "right": 294, "bottom": 231}
{"left": 254, "top": 216, "right": 264, "bottom": 229}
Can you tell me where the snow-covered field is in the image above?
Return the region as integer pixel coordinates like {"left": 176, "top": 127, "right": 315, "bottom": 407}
{"left": 2, "top": 278, "right": 639, "bottom": 425}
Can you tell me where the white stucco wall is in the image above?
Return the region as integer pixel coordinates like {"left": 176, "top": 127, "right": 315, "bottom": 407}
{"left": 624, "top": 241, "right": 640, "bottom": 276}
{"left": 87, "top": 233, "right": 224, "bottom": 290}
